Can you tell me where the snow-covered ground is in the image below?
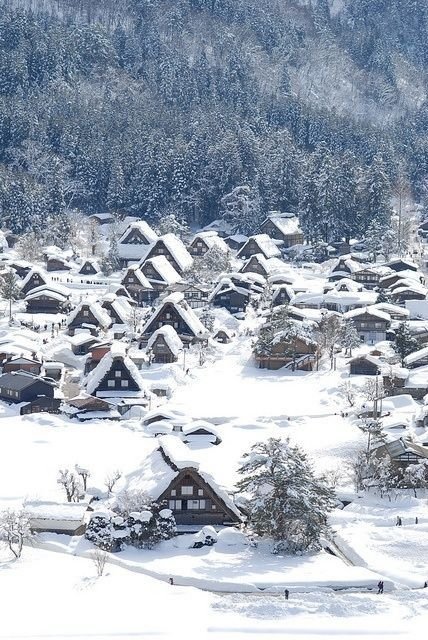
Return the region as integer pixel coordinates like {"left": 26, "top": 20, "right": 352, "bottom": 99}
{"left": 1, "top": 546, "right": 427, "bottom": 640}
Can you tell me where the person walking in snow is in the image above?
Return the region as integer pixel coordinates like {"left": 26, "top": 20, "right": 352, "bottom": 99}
{"left": 284, "top": 589, "right": 289, "bottom": 600}
{"left": 377, "top": 580, "right": 384, "bottom": 594}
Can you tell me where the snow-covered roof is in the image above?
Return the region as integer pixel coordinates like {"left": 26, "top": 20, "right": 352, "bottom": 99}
{"left": 141, "top": 256, "right": 182, "bottom": 285}
{"left": 404, "top": 346, "right": 428, "bottom": 366}
{"left": 85, "top": 342, "right": 148, "bottom": 396}
{"left": 157, "top": 234, "right": 193, "bottom": 272}
{"left": 191, "top": 231, "right": 229, "bottom": 252}
{"left": 264, "top": 215, "right": 302, "bottom": 236}
{"left": 123, "top": 265, "right": 152, "bottom": 288}
{"left": 119, "top": 220, "right": 158, "bottom": 245}
{"left": 67, "top": 301, "right": 112, "bottom": 328}
{"left": 24, "top": 284, "right": 69, "bottom": 302}
{"left": 24, "top": 500, "right": 88, "bottom": 521}
{"left": 123, "top": 437, "right": 241, "bottom": 519}
{"left": 102, "top": 294, "right": 132, "bottom": 325}
{"left": 372, "top": 303, "right": 409, "bottom": 318}
{"left": 344, "top": 306, "right": 391, "bottom": 322}
{"left": 147, "top": 325, "right": 183, "bottom": 357}
{"left": 239, "top": 234, "right": 281, "bottom": 259}
{"left": 141, "top": 292, "right": 208, "bottom": 338}
{"left": 20, "top": 268, "right": 49, "bottom": 289}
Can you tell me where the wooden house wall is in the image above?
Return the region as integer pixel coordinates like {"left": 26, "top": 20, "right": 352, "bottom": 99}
{"left": 94, "top": 357, "right": 140, "bottom": 394}
{"left": 158, "top": 468, "right": 239, "bottom": 526}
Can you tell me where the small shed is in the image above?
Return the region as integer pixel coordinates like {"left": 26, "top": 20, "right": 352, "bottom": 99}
{"left": 24, "top": 501, "right": 89, "bottom": 535}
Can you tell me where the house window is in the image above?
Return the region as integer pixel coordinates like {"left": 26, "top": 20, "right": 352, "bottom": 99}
{"left": 121, "top": 380, "right": 129, "bottom": 388}
{"left": 115, "top": 370, "right": 121, "bottom": 378}
{"left": 107, "top": 380, "right": 115, "bottom": 387}
{"left": 198, "top": 489, "right": 204, "bottom": 496}
{"left": 212, "top": 504, "right": 216, "bottom": 509}
{"left": 171, "top": 489, "right": 176, "bottom": 497}
{"left": 165, "top": 313, "right": 171, "bottom": 319}
{"left": 169, "top": 500, "right": 182, "bottom": 510}
{"left": 181, "top": 486, "right": 193, "bottom": 495}
{"left": 128, "top": 277, "right": 134, "bottom": 283}
{"left": 188, "top": 500, "right": 206, "bottom": 510}
{"left": 173, "top": 322, "right": 179, "bottom": 329}
{"left": 83, "top": 310, "right": 89, "bottom": 317}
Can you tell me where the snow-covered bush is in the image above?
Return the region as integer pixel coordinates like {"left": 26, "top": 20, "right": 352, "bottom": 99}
{"left": 191, "top": 525, "right": 218, "bottom": 548}
{"left": 86, "top": 502, "right": 176, "bottom": 552}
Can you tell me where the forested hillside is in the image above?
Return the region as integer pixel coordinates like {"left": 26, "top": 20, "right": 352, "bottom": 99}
{"left": 0, "top": 0, "right": 427, "bottom": 242}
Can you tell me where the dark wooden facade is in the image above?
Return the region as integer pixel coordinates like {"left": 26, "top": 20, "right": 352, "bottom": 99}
{"left": 148, "top": 334, "right": 178, "bottom": 364}
{"left": 158, "top": 467, "right": 240, "bottom": 526}
{"left": 144, "top": 240, "right": 184, "bottom": 274}
{"left": 67, "top": 305, "right": 105, "bottom": 335}
{"left": 91, "top": 355, "right": 141, "bottom": 396}
{"left": 20, "top": 396, "right": 61, "bottom": 415}
{"left": 211, "top": 289, "right": 249, "bottom": 313}
{"left": 255, "top": 337, "right": 317, "bottom": 371}
{"left": 3, "top": 358, "right": 41, "bottom": 375}
{"left": 349, "top": 357, "right": 380, "bottom": 375}
{"left": 240, "top": 256, "right": 268, "bottom": 277}
{"left": 142, "top": 302, "right": 200, "bottom": 342}
{"left": 46, "top": 257, "right": 70, "bottom": 272}
{"left": 26, "top": 292, "right": 70, "bottom": 315}
{"left": 0, "top": 374, "right": 54, "bottom": 403}
{"left": 259, "top": 218, "right": 303, "bottom": 247}
{"left": 21, "top": 272, "right": 47, "bottom": 296}
{"left": 79, "top": 261, "right": 99, "bottom": 275}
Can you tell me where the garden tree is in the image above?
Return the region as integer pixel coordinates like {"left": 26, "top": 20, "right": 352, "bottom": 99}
{"left": 237, "top": 437, "right": 336, "bottom": 553}
{"left": 359, "top": 418, "right": 387, "bottom": 462}
{"left": 341, "top": 318, "right": 360, "bottom": 356}
{"left": 199, "top": 307, "right": 215, "bottom": 333}
{"left": 126, "top": 504, "right": 176, "bottom": 549}
{"left": 0, "top": 270, "right": 20, "bottom": 320}
{"left": 351, "top": 450, "right": 369, "bottom": 492}
{"left": 220, "top": 185, "right": 263, "bottom": 235}
{"left": 399, "top": 461, "right": 428, "bottom": 497}
{"left": 370, "top": 454, "right": 397, "bottom": 499}
{"left": 57, "top": 469, "right": 83, "bottom": 503}
{"left": 85, "top": 512, "right": 115, "bottom": 551}
{"left": 316, "top": 312, "right": 343, "bottom": 368}
{"left": 91, "top": 549, "right": 108, "bottom": 577}
{"left": 75, "top": 464, "right": 90, "bottom": 492}
{"left": 155, "top": 212, "right": 189, "bottom": 239}
{"left": 15, "top": 231, "right": 44, "bottom": 262}
{"left": 394, "top": 322, "right": 418, "bottom": 364}
{"left": 104, "top": 470, "right": 122, "bottom": 497}
{"left": 0, "top": 510, "right": 32, "bottom": 559}
{"left": 185, "top": 245, "right": 231, "bottom": 284}
{"left": 376, "top": 289, "right": 392, "bottom": 304}
{"left": 339, "top": 380, "right": 356, "bottom": 408}
{"left": 361, "top": 378, "right": 385, "bottom": 419}
{"left": 364, "top": 218, "right": 388, "bottom": 262}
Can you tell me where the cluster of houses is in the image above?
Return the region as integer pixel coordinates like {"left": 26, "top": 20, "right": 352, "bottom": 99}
{"left": 3, "top": 211, "right": 428, "bottom": 533}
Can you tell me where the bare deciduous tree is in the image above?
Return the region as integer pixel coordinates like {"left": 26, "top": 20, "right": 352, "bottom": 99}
{"left": 91, "top": 549, "right": 108, "bottom": 577}
{"left": 57, "top": 469, "right": 83, "bottom": 502}
{"left": 104, "top": 470, "right": 122, "bottom": 497}
{"left": 75, "top": 464, "right": 90, "bottom": 492}
{"left": 339, "top": 381, "right": 356, "bottom": 407}
{"left": 0, "top": 510, "right": 32, "bottom": 559}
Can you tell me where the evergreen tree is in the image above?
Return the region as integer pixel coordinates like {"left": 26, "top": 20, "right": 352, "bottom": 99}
{"left": 341, "top": 318, "right": 361, "bottom": 356}
{"left": 237, "top": 437, "right": 335, "bottom": 553}
{"left": 220, "top": 185, "right": 263, "bottom": 235}
{"left": 394, "top": 322, "right": 419, "bottom": 363}
{"left": 0, "top": 270, "right": 20, "bottom": 320}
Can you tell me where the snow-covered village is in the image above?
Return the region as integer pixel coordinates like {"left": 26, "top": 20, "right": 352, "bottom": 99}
{"left": 0, "top": 205, "right": 427, "bottom": 638}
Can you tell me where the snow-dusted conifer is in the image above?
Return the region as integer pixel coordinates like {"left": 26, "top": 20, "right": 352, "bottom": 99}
{"left": 237, "top": 437, "right": 335, "bottom": 553}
